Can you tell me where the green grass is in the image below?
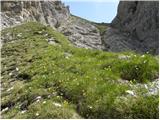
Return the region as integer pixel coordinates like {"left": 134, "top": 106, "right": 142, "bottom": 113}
{"left": 94, "top": 23, "right": 109, "bottom": 35}
{"left": 1, "top": 22, "right": 159, "bottom": 119}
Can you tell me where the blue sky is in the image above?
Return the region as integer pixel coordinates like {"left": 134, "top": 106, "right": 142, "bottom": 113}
{"left": 61, "top": 0, "right": 119, "bottom": 23}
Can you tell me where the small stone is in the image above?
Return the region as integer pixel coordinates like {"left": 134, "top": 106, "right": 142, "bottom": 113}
{"left": 2, "top": 107, "right": 9, "bottom": 113}
{"left": 126, "top": 90, "right": 136, "bottom": 96}
{"left": 64, "top": 52, "right": 72, "bottom": 59}
{"left": 36, "top": 99, "right": 40, "bottom": 102}
{"left": 15, "top": 21, "right": 21, "bottom": 24}
{"left": 36, "top": 96, "right": 42, "bottom": 99}
{"left": 118, "top": 55, "right": 130, "bottom": 60}
{"left": 143, "top": 60, "right": 147, "bottom": 63}
{"left": 48, "top": 95, "right": 51, "bottom": 98}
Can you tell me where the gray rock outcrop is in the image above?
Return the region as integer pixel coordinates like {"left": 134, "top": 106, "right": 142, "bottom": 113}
{"left": 58, "top": 15, "right": 105, "bottom": 50}
{"left": 109, "top": 1, "right": 159, "bottom": 54}
{"left": 1, "top": 1, "right": 104, "bottom": 50}
{"left": 1, "top": 1, "right": 70, "bottom": 29}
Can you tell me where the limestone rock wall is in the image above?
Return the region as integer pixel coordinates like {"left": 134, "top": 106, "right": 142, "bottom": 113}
{"left": 111, "top": 1, "right": 159, "bottom": 54}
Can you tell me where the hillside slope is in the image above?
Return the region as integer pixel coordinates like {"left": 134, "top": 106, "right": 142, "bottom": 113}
{"left": 1, "top": 1, "right": 104, "bottom": 50}
{"left": 1, "top": 1, "right": 159, "bottom": 54}
{"left": 1, "top": 22, "right": 159, "bottom": 119}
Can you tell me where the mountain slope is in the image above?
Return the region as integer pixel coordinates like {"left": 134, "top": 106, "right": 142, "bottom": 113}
{"left": 1, "top": 1, "right": 104, "bottom": 50}
{"left": 1, "top": 1, "right": 159, "bottom": 54}
{"left": 1, "top": 22, "right": 159, "bottom": 119}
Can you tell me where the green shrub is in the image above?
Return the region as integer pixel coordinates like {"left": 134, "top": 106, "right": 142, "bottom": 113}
{"left": 119, "top": 55, "right": 158, "bottom": 82}
{"left": 112, "top": 96, "right": 159, "bottom": 119}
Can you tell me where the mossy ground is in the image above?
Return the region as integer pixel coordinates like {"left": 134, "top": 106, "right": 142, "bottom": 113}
{"left": 1, "top": 22, "right": 159, "bottom": 119}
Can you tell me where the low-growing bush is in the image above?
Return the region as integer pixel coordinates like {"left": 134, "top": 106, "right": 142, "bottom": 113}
{"left": 119, "top": 55, "right": 158, "bottom": 82}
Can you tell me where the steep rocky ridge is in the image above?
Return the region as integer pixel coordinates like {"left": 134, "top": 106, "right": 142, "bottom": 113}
{"left": 1, "top": 1, "right": 70, "bottom": 29}
{"left": 58, "top": 15, "right": 105, "bottom": 50}
{"left": 1, "top": 1, "right": 104, "bottom": 50}
{"left": 110, "top": 1, "right": 159, "bottom": 54}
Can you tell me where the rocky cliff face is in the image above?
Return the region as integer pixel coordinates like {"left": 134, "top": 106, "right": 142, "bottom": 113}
{"left": 1, "top": 1, "right": 104, "bottom": 50}
{"left": 1, "top": 1, "right": 70, "bottom": 28}
{"left": 110, "top": 1, "right": 159, "bottom": 54}
{"left": 58, "top": 15, "right": 105, "bottom": 50}
{"left": 1, "top": 1, "right": 159, "bottom": 54}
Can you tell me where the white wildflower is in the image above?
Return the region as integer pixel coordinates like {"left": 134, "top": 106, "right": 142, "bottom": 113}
{"left": 17, "top": 33, "right": 22, "bottom": 37}
{"left": 16, "top": 67, "right": 19, "bottom": 71}
{"left": 141, "top": 55, "right": 145, "bottom": 58}
{"left": 7, "top": 87, "right": 14, "bottom": 92}
{"left": 88, "top": 106, "right": 93, "bottom": 109}
{"left": 43, "top": 101, "right": 46, "bottom": 104}
{"left": 21, "top": 110, "right": 27, "bottom": 114}
{"left": 36, "top": 113, "right": 39, "bottom": 116}
{"left": 146, "top": 51, "right": 149, "bottom": 54}
{"left": 143, "top": 60, "right": 147, "bottom": 63}
{"left": 118, "top": 55, "right": 130, "bottom": 60}
{"left": 135, "top": 67, "right": 139, "bottom": 70}
{"left": 65, "top": 56, "right": 69, "bottom": 59}
{"left": 53, "top": 102, "right": 62, "bottom": 107}
{"left": 52, "top": 92, "right": 57, "bottom": 95}
{"left": 9, "top": 72, "right": 13, "bottom": 76}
